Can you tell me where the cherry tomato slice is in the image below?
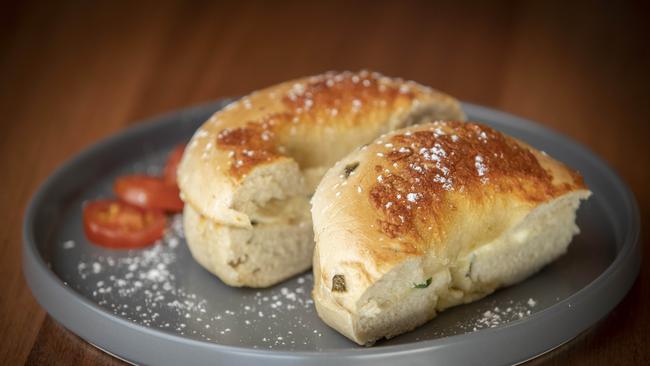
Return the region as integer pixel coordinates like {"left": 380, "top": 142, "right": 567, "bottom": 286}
{"left": 83, "top": 200, "right": 166, "bottom": 249}
{"left": 164, "top": 144, "right": 186, "bottom": 186}
{"left": 114, "top": 175, "right": 184, "bottom": 212}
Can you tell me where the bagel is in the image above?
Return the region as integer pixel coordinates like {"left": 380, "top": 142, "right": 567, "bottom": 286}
{"left": 178, "top": 71, "right": 465, "bottom": 287}
{"left": 311, "top": 121, "right": 590, "bottom": 345}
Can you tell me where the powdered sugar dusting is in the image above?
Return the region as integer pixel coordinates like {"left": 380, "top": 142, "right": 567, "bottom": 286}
{"left": 405, "top": 297, "right": 543, "bottom": 341}
{"left": 455, "top": 298, "right": 538, "bottom": 332}
{"left": 365, "top": 121, "right": 566, "bottom": 239}
{"left": 475, "top": 155, "right": 487, "bottom": 177}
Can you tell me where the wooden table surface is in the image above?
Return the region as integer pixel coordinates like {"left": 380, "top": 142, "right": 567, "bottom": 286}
{"left": 2, "top": 1, "right": 648, "bottom": 365}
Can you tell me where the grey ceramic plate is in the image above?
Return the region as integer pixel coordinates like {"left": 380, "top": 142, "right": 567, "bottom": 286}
{"left": 23, "top": 100, "right": 641, "bottom": 366}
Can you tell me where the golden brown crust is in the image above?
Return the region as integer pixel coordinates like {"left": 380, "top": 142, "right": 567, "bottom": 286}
{"left": 367, "top": 121, "right": 586, "bottom": 242}
{"left": 212, "top": 71, "right": 456, "bottom": 179}
{"left": 216, "top": 117, "right": 287, "bottom": 177}
{"left": 280, "top": 71, "right": 417, "bottom": 127}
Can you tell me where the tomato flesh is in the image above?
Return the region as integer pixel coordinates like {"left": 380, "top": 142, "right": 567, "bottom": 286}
{"left": 164, "top": 144, "right": 186, "bottom": 186}
{"left": 114, "top": 175, "right": 183, "bottom": 212}
{"left": 83, "top": 200, "right": 166, "bottom": 248}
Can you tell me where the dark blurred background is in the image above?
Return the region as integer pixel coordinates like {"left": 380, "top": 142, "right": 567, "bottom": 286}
{"left": 1, "top": 1, "right": 649, "bottom": 365}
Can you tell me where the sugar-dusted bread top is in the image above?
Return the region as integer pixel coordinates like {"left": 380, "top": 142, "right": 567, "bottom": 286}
{"left": 178, "top": 71, "right": 465, "bottom": 226}
{"left": 311, "top": 121, "right": 588, "bottom": 313}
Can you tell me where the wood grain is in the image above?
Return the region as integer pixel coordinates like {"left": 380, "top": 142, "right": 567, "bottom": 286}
{"left": 1, "top": 1, "right": 648, "bottom": 365}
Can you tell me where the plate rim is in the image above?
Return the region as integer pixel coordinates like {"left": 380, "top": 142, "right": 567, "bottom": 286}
{"left": 22, "top": 100, "right": 642, "bottom": 364}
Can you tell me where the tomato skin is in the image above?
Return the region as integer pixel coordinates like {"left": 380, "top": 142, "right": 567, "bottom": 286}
{"left": 164, "top": 144, "right": 186, "bottom": 186}
{"left": 83, "top": 200, "right": 166, "bottom": 249}
{"left": 114, "top": 175, "right": 183, "bottom": 212}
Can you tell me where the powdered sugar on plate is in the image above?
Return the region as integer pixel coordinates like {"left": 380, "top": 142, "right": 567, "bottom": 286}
{"left": 70, "top": 214, "right": 323, "bottom": 348}
{"left": 460, "top": 298, "right": 537, "bottom": 332}
{"left": 411, "top": 297, "right": 540, "bottom": 341}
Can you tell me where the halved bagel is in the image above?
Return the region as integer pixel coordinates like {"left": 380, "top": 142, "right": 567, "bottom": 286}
{"left": 178, "top": 71, "right": 465, "bottom": 287}
{"left": 311, "top": 121, "right": 590, "bottom": 345}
